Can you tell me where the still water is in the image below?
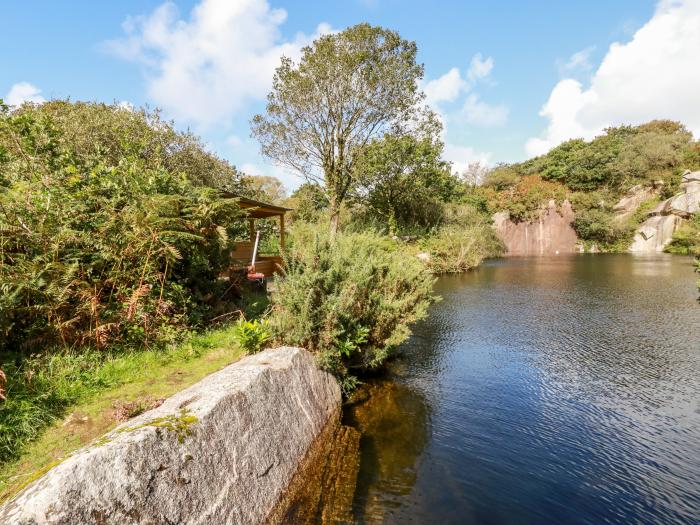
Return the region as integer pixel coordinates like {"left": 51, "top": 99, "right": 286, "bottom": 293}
{"left": 344, "top": 254, "right": 700, "bottom": 524}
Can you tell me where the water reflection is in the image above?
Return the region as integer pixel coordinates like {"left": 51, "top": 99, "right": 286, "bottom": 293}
{"left": 346, "top": 254, "right": 700, "bottom": 524}
{"left": 344, "top": 380, "right": 431, "bottom": 523}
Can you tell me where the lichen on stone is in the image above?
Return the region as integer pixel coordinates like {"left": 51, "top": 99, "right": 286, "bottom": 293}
{"left": 119, "top": 409, "right": 198, "bottom": 444}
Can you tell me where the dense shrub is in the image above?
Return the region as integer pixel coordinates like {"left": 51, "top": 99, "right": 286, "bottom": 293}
{"left": 419, "top": 224, "right": 504, "bottom": 273}
{"left": 482, "top": 164, "right": 520, "bottom": 190}
{"left": 572, "top": 209, "right": 633, "bottom": 248}
{"left": 354, "top": 133, "right": 456, "bottom": 234}
{"left": 285, "top": 183, "right": 329, "bottom": 222}
{"left": 414, "top": 204, "right": 504, "bottom": 273}
{"left": 492, "top": 175, "right": 567, "bottom": 222}
{"left": 268, "top": 225, "right": 435, "bottom": 391}
{"left": 505, "top": 121, "right": 695, "bottom": 195}
{"left": 0, "top": 101, "right": 245, "bottom": 353}
{"left": 666, "top": 214, "right": 700, "bottom": 256}
{"left": 12, "top": 100, "right": 245, "bottom": 191}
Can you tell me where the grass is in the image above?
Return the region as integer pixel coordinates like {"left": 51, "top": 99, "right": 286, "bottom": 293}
{"left": 0, "top": 325, "right": 246, "bottom": 503}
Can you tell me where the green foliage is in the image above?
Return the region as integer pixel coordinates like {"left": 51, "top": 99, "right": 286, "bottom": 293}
{"left": 354, "top": 128, "right": 455, "bottom": 234}
{"left": 286, "top": 183, "right": 329, "bottom": 222}
{"left": 252, "top": 23, "right": 428, "bottom": 233}
{"left": 572, "top": 209, "right": 633, "bottom": 249}
{"left": 482, "top": 164, "right": 520, "bottom": 190}
{"left": 11, "top": 100, "right": 244, "bottom": 191}
{"left": 505, "top": 120, "right": 695, "bottom": 194}
{"left": 413, "top": 203, "right": 504, "bottom": 274}
{"left": 0, "top": 101, "right": 245, "bottom": 352}
{"left": 268, "top": 224, "right": 435, "bottom": 385}
{"left": 0, "top": 325, "right": 243, "bottom": 466}
{"left": 493, "top": 175, "right": 567, "bottom": 222}
{"left": 241, "top": 175, "right": 287, "bottom": 204}
{"left": 419, "top": 225, "right": 504, "bottom": 274}
{"left": 666, "top": 213, "right": 700, "bottom": 256}
{"left": 232, "top": 318, "right": 272, "bottom": 354}
{"left": 459, "top": 184, "right": 496, "bottom": 216}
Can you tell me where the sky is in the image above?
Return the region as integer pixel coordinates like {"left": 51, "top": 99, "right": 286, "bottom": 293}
{"left": 3, "top": 0, "right": 699, "bottom": 190}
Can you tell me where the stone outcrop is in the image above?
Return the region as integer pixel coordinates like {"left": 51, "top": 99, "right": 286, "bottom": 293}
{"left": 612, "top": 183, "right": 659, "bottom": 222}
{"left": 630, "top": 170, "right": 700, "bottom": 252}
{"left": 0, "top": 347, "right": 341, "bottom": 525}
{"left": 492, "top": 200, "right": 579, "bottom": 256}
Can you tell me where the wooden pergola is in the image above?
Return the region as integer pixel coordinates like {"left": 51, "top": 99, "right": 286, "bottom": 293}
{"left": 226, "top": 195, "right": 291, "bottom": 279}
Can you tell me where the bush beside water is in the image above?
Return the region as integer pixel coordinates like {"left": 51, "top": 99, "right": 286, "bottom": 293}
{"left": 269, "top": 225, "right": 436, "bottom": 393}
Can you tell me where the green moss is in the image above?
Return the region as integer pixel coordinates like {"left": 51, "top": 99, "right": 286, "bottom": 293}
{"left": 119, "top": 409, "right": 198, "bottom": 444}
{"left": 2, "top": 458, "right": 66, "bottom": 504}
{"left": 0, "top": 327, "right": 244, "bottom": 503}
{"left": 91, "top": 436, "right": 113, "bottom": 448}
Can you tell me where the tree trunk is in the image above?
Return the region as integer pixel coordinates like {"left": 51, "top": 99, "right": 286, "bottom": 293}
{"left": 327, "top": 184, "right": 341, "bottom": 237}
{"left": 329, "top": 206, "right": 340, "bottom": 237}
{"left": 388, "top": 208, "right": 398, "bottom": 237}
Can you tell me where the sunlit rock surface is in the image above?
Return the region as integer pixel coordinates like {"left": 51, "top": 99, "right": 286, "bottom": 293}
{"left": 630, "top": 170, "right": 700, "bottom": 252}
{"left": 493, "top": 200, "right": 579, "bottom": 256}
{"left": 612, "top": 184, "right": 658, "bottom": 222}
{"left": 0, "top": 347, "right": 341, "bottom": 525}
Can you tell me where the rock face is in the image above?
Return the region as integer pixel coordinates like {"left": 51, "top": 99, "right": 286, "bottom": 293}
{"left": 0, "top": 347, "right": 341, "bottom": 525}
{"left": 612, "top": 184, "right": 658, "bottom": 222}
{"left": 630, "top": 170, "right": 700, "bottom": 252}
{"left": 493, "top": 200, "right": 579, "bottom": 256}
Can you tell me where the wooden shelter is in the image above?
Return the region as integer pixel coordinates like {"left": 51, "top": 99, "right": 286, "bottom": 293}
{"left": 227, "top": 195, "right": 291, "bottom": 279}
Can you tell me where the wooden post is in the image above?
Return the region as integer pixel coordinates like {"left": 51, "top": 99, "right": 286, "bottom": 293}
{"left": 279, "top": 213, "right": 286, "bottom": 253}
{"left": 248, "top": 219, "right": 255, "bottom": 243}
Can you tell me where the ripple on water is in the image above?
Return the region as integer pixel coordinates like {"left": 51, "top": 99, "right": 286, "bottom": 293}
{"left": 345, "top": 254, "right": 700, "bottom": 525}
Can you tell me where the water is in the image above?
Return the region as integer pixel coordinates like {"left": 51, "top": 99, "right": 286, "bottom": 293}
{"left": 344, "top": 254, "right": 700, "bottom": 524}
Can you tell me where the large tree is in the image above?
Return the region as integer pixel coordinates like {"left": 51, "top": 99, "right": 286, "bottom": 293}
{"left": 251, "top": 23, "right": 426, "bottom": 234}
{"left": 354, "top": 120, "right": 455, "bottom": 235}
{"left": 242, "top": 174, "right": 287, "bottom": 204}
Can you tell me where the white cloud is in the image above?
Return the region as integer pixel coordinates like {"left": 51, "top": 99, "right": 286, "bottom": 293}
{"left": 467, "top": 53, "right": 494, "bottom": 83}
{"left": 527, "top": 0, "right": 700, "bottom": 157}
{"left": 525, "top": 79, "right": 594, "bottom": 156}
{"left": 462, "top": 93, "right": 508, "bottom": 127}
{"left": 5, "top": 82, "right": 45, "bottom": 106}
{"left": 106, "top": 0, "right": 333, "bottom": 127}
{"left": 422, "top": 54, "right": 505, "bottom": 171}
{"left": 559, "top": 46, "right": 595, "bottom": 76}
{"left": 443, "top": 143, "right": 493, "bottom": 175}
{"left": 424, "top": 67, "right": 467, "bottom": 107}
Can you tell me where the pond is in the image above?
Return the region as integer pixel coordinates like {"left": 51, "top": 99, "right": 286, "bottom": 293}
{"left": 343, "top": 254, "right": 700, "bottom": 524}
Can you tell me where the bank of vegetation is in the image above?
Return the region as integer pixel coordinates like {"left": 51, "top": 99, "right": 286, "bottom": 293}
{"left": 0, "top": 23, "right": 503, "bottom": 486}
{"left": 479, "top": 120, "right": 700, "bottom": 253}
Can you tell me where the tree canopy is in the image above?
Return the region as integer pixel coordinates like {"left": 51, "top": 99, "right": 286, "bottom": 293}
{"left": 251, "top": 23, "right": 427, "bottom": 233}
{"left": 0, "top": 100, "right": 245, "bottom": 352}
{"left": 354, "top": 120, "right": 454, "bottom": 234}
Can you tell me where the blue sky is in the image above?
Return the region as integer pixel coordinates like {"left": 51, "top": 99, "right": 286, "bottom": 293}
{"left": 3, "top": 0, "right": 698, "bottom": 190}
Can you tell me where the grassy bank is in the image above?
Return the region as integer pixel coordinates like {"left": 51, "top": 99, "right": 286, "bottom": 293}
{"left": 0, "top": 325, "right": 246, "bottom": 503}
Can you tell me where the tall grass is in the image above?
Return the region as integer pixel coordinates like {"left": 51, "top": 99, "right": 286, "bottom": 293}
{"left": 0, "top": 326, "right": 242, "bottom": 466}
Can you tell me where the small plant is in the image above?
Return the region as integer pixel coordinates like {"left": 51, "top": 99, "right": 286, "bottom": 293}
{"left": 336, "top": 327, "right": 370, "bottom": 358}
{"left": 232, "top": 318, "right": 272, "bottom": 354}
{"left": 111, "top": 396, "right": 165, "bottom": 422}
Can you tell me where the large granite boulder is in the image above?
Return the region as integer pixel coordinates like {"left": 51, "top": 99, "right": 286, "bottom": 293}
{"left": 0, "top": 347, "right": 341, "bottom": 525}
{"left": 667, "top": 181, "right": 700, "bottom": 217}
{"left": 630, "top": 172, "right": 700, "bottom": 252}
{"left": 612, "top": 184, "right": 658, "bottom": 221}
{"left": 682, "top": 170, "right": 700, "bottom": 184}
{"left": 629, "top": 215, "right": 682, "bottom": 252}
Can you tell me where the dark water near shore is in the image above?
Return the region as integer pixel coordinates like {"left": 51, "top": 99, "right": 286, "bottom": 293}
{"left": 343, "top": 254, "right": 700, "bottom": 524}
